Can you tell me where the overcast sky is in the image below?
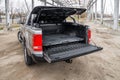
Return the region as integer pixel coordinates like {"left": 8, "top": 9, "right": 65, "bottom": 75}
{"left": 0, "top": 0, "right": 120, "bottom": 15}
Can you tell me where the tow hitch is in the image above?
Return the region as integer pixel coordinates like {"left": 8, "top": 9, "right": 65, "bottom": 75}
{"left": 65, "top": 59, "right": 73, "bottom": 63}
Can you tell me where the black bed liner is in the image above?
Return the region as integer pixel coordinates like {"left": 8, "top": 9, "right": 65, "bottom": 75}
{"left": 43, "top": 34, "right": 84, "bottom": 46}
{"left": 44, "top": 43, "right": 103, "bottom": 63}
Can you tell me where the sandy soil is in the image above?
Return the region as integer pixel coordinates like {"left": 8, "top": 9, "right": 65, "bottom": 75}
{"left": 0, "top": 22, "right": 120, "bottom": 80}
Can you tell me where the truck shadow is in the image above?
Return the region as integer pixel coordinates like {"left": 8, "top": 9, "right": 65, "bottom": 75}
{"left": 17, "top": 42, "right": 89, "bottom": 77}
{"left": 25, "top": 58, "right": 90, "bottom": 79}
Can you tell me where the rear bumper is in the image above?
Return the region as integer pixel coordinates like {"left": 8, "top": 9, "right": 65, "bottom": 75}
{"left": 32, "top": 54, "right": 44, "bottom": 61}
{"left": 31, "top": 51, "right": 44, "bottom": 62}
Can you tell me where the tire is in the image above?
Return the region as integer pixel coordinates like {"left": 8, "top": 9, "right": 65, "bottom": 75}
{"left": 24, "top": 47, "right": 34, "bottom": 66}
{"left": 17, "top": 31, "right": 23, "bottom": 43}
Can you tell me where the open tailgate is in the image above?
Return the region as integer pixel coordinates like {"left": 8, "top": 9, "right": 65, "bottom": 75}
{"left": 44, "top": 43, "right": 103, "bottom": 63}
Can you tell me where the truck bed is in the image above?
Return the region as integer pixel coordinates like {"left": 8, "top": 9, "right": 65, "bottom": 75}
{"left": 43, "top": 34, "right": 84, "bottom": 46}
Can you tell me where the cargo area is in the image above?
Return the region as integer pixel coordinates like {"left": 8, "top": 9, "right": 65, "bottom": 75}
{"left": 41, "top": 23, "right": 87, "bottom": 62}
{"left": 39, "top": 23, "right": 102, "bottom": 63}
{"left": 43, "top": 34, "right": 83, "bottom": 46}
{"left": 41, "top": 23, "right": 87, "bottom": 47}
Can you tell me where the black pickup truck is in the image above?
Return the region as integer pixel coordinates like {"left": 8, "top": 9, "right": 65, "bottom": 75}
{"left": 18, "top": 6, "right": 103, "bottom": 65}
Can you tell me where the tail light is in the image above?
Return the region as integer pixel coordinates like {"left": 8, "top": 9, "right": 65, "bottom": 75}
{"left": 32, "top": 34, "right": 43, "bottom": 51}
{"left": 88, "top": 29, "right": 91, "bottom": 43}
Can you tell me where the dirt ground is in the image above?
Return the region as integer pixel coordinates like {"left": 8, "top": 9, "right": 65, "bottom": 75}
{"left": 0, "top": 22, "right": 120, "bottom": 80}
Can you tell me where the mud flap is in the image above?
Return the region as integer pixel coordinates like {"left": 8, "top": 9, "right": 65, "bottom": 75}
{"left": 44, "top": 43, "right": 103, "bottom": 63}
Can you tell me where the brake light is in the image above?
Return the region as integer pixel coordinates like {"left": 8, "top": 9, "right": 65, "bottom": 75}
{"left": 33, "top": 34, "right": 42, "bottom": 51}
{"left": 88, "top": 29, "right": 91, "bottom": 43}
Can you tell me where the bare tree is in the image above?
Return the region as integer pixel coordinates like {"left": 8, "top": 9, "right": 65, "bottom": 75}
{"left": 0, "top": 9, "right": 2, "bottom": 23}
{"left": 24, "top": 0, "right": 30, "bottom": 12}
{"left": 10, "top": 1, "right": 14, "bottom": 23}
{"left": 0, "top": 0, "right": 2, "bottom": 23}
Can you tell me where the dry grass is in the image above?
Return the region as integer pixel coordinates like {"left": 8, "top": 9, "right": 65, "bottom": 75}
{"left": 0, "top": 23, "right": 20, "bottom": 30}
{"left": 11, "top": 24, "right": 20, "bottom": 28}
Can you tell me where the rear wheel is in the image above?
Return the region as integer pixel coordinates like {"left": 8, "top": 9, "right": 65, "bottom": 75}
{"left": 17, "top": 31, "right": 23, "bottom": 43}
{"left": 24, "top": 47, "right": 34, "bottom": 66}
